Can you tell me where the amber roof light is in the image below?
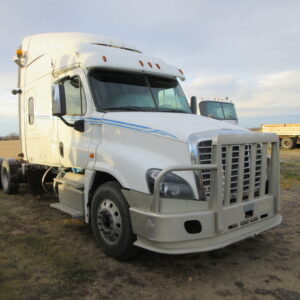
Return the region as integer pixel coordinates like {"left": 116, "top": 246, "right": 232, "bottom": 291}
{"left": 16, "top": 49, "right": 23, "bottom": 57}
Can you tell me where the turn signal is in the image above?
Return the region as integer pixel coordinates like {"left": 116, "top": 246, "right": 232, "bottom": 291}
{"left": 89, "top": 153, "right": 95, "bottom": 159}
{"left": 16, "top": 49, "right": 23, "bottom": 57}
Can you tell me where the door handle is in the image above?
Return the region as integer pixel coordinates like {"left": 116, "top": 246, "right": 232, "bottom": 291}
{"left": 59, "top": 142, "right": 64, "bottom": 157}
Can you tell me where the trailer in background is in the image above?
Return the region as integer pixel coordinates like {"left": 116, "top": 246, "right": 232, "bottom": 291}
{"left": 261, "top": 123, "right": 300, "bottom": 149}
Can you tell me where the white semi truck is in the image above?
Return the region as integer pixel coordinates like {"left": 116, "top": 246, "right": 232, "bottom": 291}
{"left": 191, "top": 98, "right": 238, "bottom": 125}
{"left": 0, "top": 33, "right": 281, "bottom": 259}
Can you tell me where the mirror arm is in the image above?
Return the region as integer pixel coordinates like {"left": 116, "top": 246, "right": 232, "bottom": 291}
{"left": 58, "top": 116, "right": 75, "bottom": 128}
{"left": 58, "top": 116, "right": 85, "bottom": 132}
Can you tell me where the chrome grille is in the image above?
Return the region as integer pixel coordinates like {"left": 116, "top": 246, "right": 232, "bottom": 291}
{"left": 198, "top": 141, "right": 265, "bottom": 205}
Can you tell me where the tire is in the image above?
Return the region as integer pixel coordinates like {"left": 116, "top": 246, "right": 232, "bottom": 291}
{"left": 0, "top": 158, "right": 3, "bottom": 189}
{"left": 281, "top": 137, "right": 294, "bottom": 149}
{"left": 90, "top": 181, "right": 139, "bottom": 260}
{"left": 0, "top": 159, "right": 19, "bottom": 194}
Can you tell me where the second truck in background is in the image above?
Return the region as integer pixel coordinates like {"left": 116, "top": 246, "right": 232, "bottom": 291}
{"left": 261, "top": 123, "right": 300, "bottom": 149}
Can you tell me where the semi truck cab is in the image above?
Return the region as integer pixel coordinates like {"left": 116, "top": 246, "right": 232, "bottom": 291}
{"left": 0, "top": 33, "right": 281, "bottom": 259}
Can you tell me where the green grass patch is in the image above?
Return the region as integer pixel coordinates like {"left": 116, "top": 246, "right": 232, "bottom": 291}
{"left": 280, "top": 161, "right": 300, "bottom": 189}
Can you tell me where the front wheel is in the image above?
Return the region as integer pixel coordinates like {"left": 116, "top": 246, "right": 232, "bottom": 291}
{"left": 90, "top": 181, "right": 139, "bottom": 260}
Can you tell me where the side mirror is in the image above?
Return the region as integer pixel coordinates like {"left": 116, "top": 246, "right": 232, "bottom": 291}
{"left": 190, "top": 96, "right": 197, "bottom": 114}
{"left": 52, "top": 84, "right": 66, "bottom": 116}
{"left": 74, "top": 120, "right": 85, "bottom": 132}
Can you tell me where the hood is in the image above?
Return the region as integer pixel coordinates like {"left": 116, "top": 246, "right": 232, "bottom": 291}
{"left": 103, "top": 112, "right": 248, "bottom": 142}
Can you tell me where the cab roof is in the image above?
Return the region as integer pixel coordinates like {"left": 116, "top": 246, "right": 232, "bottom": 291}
{"left": 20, "top": 32, "right": 185, "bottom": 80}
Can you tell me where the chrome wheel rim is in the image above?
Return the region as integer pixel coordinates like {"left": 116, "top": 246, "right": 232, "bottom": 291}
{"left": 97, "top": 199, "right": 122, "bottom": 245}
{"left": 1, "top": 169, "right": 8, "bottom": 190}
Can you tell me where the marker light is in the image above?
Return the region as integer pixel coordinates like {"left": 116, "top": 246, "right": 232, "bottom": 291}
{"left": 155, "top": 63, "right": 160, "bottom": 69}
{"left": 16, "top": 49, "right": 23, "bottom": 57}
{"left": 148, "top": 62, "right": 152, "bottom": 68}
{"left": 139, "top": 60, "right": 144, "bottom": 67}
{"left": 178, "top": 68, "right": 184, "bottom": 75}
{"left": 102, "top": 56, "right": 107, "bottom": 62}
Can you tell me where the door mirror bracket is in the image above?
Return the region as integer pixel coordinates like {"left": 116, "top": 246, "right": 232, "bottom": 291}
{"left": 58, "top": 116, "right": 85, "bottom": 132}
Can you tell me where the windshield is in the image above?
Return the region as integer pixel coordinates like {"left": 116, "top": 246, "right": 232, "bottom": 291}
{"left": 89, "top": 69, "right": 191, "bottom": 113}
{"left": 199, "top": 101, "right": 238, "bottom": 120}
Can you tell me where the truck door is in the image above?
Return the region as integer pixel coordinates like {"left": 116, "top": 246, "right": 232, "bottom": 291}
{"left": 56, "top": 70, "right": 91, "bottom": 168}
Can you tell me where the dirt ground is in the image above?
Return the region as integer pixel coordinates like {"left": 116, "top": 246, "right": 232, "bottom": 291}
{"left": 0, "top": 142, "right": 299, "bottom": 300}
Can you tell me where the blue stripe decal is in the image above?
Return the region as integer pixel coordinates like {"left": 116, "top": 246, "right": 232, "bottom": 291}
{"left": 35, "top": 115, "right": 51, "bottom": 119}
{"left": 34, "top": 115, "right": 177, "bottom": 139}
{"left": 90, "top": 117, "right": 151, "bottom": 129}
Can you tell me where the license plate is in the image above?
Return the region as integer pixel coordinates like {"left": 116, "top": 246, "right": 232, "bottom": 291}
{"left": 244, "top": 203, "right": 254, "bottom": 212}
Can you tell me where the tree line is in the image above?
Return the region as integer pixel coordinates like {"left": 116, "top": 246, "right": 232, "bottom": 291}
{"left": 0, "top": 133, "right": 20, "bottom": 140}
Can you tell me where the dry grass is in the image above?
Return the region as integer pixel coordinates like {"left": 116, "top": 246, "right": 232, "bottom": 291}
{"left": 1, "top": 184, "right": 300, "bottom": 300}
{"left": 0, "top": 145, "right": 299, "bottom": 299}
{"left": 0, "top": 140, "right": 21, "bottom": 159}
{"left": 280, "top": 148, "right": 300, "bottom": 190}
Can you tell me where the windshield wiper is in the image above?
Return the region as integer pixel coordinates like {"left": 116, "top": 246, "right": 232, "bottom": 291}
{"left": 159, "top": 109, "right": 189, "bottom": 113}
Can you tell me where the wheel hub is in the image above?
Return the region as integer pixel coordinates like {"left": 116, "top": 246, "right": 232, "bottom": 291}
{"left": 101, "top": 211, "right": 112, "bottom": 228}
{"left": 97, "top": 199, "right": 122, "bottom": 245}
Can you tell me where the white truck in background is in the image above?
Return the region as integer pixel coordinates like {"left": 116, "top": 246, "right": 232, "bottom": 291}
{"left": 0, "top": 33, "right": 281, "bottom": 259}
{"left": 191, "top": 98, "right": 238, "bottom": 125}
{"left": 261, "top": 123, "right": 300, "bottom": 149}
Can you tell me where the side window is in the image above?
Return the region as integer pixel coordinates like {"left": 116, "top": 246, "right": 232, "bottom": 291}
{"left": 28, "top": 97, "right": 34, "bottom": 125}
{"left": 62, "top": 76, "right": 87, "bottom": 116}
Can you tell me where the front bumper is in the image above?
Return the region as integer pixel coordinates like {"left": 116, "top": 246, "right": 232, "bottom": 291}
{"left": 130, "top": 195, "right": 282, "bottom": 254}
{"left": 132, "top": 212, "right": 281, "bottom": 254}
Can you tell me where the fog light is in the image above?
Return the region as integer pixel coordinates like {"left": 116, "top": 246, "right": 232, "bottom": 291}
{"left": 184, "top": 220, "right": 202, "bottom": 234}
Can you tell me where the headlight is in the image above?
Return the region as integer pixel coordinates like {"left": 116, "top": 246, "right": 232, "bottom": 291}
{"left": 146, "top": 168, "right": 196, "bottom": 200}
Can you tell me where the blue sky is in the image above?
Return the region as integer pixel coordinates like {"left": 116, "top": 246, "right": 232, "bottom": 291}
{"left": 0, "top": 0, "right": 299, "bottom": 135}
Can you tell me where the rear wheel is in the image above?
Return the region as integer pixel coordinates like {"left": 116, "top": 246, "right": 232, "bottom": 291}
{"left": 0, "top": 158, "right": 3, "bottom": 189}
{"left": 281, "top": 137, "right": 294, "bottom": 149}
{"left": 90, "top": 181, "right": 139, "bottom": 260}
{"left": 0, "top": 159, "right": 19, "bottom": 194}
